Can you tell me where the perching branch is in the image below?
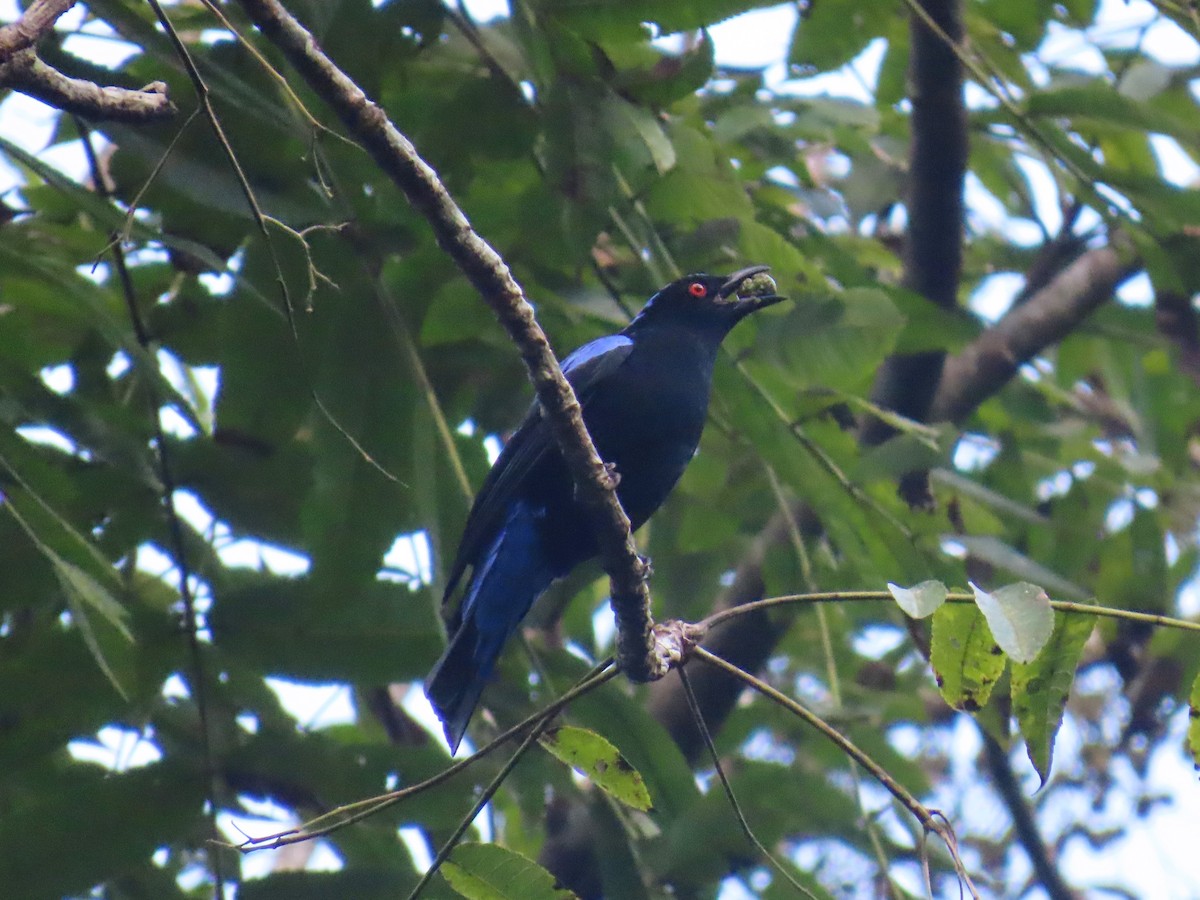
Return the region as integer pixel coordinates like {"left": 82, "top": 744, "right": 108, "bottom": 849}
{"left": 234, "top": 0, "right": 660, "bottom": 680}
{"left": 0, "top": 51, "right": 174, "bottom": 122}
{"left": 0, "top": 2, "right": 175, "bottom": 123}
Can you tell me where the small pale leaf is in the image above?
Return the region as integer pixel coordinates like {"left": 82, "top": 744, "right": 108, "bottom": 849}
{"left": 887, "top": 580, "right": 947, "bottom": 618}
{"left": 442, "top": 843, "right": 576, "bottom": 900}
{"left": 539, "top": 725, "right": 652, "bottom": 811}
{"left": 971, "top": 581, "right": 1055, "bottom": 663}
{"left": 1012, "top": 612, "right": 1096, "bottom": 785}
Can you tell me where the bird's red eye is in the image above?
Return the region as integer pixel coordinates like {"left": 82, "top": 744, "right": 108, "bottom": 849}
{"left": 688, "top": 282, "right": 707, "bottom": 297}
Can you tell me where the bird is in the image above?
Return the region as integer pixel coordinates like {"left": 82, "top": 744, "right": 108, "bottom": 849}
{"left": 425, "top": 266, "right": 783, "bottom": 753}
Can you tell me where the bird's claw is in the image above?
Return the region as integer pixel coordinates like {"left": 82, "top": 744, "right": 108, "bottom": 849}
{"left": 637, "top": 554, "right": 653, "bottom": 580}
{"left": 651, "top": 619, "right": 705, "bottom": 675}
{"left": 603, "top": 461, "right": 621, "bottom": 490}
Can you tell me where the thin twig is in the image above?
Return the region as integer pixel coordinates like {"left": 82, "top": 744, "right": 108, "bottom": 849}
{"left": 677, "top": 667, "right": 821, "bottom": 899}
{"left": 77, "top": 121, "right": 226, "bottom": 896}
{"left": 407, "top": 712, "right": 555, "bottom": 899}
{"left": 699, "top": 590, "right": 1200, "bottom": 634}
{"left": 232, "top": 660, "right": 618, "bottom": 851}
{"left": 693, "top": 646, "right": 981, "bottom": 900}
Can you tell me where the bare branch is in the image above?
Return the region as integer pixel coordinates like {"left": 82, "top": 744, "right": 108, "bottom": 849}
{"left": 0, "top": 0, "right": 74, "bottom": 60}
{"left": 0, "top": 49, "right": 175, "bottom": 123}
{"left": 982, "top": 733, "right": 1078, "bottom": 900}
{"left": 929, "top": 243, "right": 1139, "bottom": 422}
{"left": 233, "top": 0, "right": 659, "bottom": 679}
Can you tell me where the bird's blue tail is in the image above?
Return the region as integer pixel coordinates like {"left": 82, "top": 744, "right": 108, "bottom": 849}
{"left": 425, "top": 503, "right": 554, "bottom": 754}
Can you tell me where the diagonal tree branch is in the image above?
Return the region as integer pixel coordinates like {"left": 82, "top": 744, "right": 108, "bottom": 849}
{"left": 0, "top": 1, "right": 175, "bottom": 123}
{"left": 929, "top": 243, "right": 1139, "bottom": 422}
{"left": 982, "top": 733, "right": 1077, "bottom": 900}
{"left": 0, "top": 0, "right": 74, "bottom": 59}
{"left": 233, "top": 0, "right": 659, "bottom": 680}
{"left": 0, "top": 49, "right": 174, "bottom": 122}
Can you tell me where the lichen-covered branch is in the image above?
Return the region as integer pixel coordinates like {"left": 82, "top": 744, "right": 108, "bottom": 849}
{"left": 0, "top": 0, "right": 74, "bottom": 60}
{"left": 0, "top": 1, "right": 175, "bottom": 123}
{"left": 234, "top": 0, "right": 659, "bottom": 680}
{"left": 0, "top": 50, "right": 174, "bottom": 123}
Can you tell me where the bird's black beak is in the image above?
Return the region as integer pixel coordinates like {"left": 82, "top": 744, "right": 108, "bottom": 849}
{"left": 719, "top": 265, "right": 785, "bottom": 316}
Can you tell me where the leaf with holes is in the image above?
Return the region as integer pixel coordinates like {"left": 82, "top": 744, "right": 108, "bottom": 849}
{"left": 442, "top": 843, "right": 576, "bottom": 900}
{"left": 1012, "top": 611, "right": 1096, "bottom": 785}
{"left": 1188, "top": 673, "right": 1200, "bottom": 769}
{"left": 931, "top": 603, "right": 1007, "bottom": 712}
{"left": 540, "top": 725, "right": 652, "bottom": 811}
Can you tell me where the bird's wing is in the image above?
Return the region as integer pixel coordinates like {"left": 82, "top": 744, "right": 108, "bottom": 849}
{"left": 442, "top": 334, "right": 634, "bottom": 608}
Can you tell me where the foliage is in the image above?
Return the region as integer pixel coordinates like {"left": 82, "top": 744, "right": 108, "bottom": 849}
{"left": 1, "top": 0, "right": 1199, "bottom": 897}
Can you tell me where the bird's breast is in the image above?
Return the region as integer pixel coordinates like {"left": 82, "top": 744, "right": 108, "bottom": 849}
{"left": 581, "top": 340, "right": 715, "bottom": 529}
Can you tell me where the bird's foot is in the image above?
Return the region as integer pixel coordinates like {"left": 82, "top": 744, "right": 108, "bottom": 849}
{"left": 637, "top": 554, "right": 653, "bottom": 580}
{"left": 602, "top": 461, "right": 621, "bottom": 490}
{"left": 651, "top": 619, "right": 706, "bottom": 675}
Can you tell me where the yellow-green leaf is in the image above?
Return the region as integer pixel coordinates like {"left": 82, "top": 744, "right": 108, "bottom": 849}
{"left": 539, "top": 725, "right": 652, "bottom": 811}
{"left": 442, "top": 843, "right": 576, "bottom": 900}
{"left": 1187, "top": 672, "right": 1200, "bottom": 769}
{"left": 931, "top": 603, "right": 1007, "bottom": 712}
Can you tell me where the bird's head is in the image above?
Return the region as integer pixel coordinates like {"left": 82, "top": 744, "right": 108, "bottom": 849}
{"left": 628, "top": 265, "right": 785, "bottom": 334}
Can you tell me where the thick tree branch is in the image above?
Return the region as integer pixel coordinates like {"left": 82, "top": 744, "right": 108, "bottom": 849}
{"left": 1154, "top": 288, "right": 1200, "bottom": 388}
{"left": 861, "top": 0, "right": 966, "bottom": 456}
{"left": 929, "top": 244, "right": 1138, "bottom": 422}
{"left": 0, "top": 0, "right": 74, "bottom": 59}
{"left": 0, "top": 2, "right": 174, "bottom": 123}
{"left": 0, "top": 49, "right": 174, "bottom": 122}
{"left": 234, "top": 0, "right": 659, "bottom": 680}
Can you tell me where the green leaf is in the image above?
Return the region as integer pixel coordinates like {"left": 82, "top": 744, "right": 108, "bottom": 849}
{"left": 887, "top": 579, "right": 947, "bottom": 618}
{"left": 536, "top": 0, "right": 784, "bottom": 38}
{"left": 790, "top": 0, "right": 897, "bottom": 71}
{"left": 539, "top": 725, "right": 652, "bottom": 811}
{"left": 1025, "top": 83, "right": 1200, "bottom": 143}
{"left": 239, "top": 871, "right": 419, "bottom": 899}
{"left": 970, "top": 581, "right": 1055, "bottom": 664}
{"left": 54, "top": 558, "right": 133, "bottom": 700}
{"left": 0, "top": 761, "right": 206, "bottom": 899}
{"left": 442, "top": 843, "right": 577, "bottom": 900}
{"left": 1012, "top": 611, "right": 1096, "bottom": 784}
{"left": 1188, "top": 672, "right": 1200, "bottom": 769}
{"left": 930, "top": 603, "right": 1007, "bottom": 712}
{"left": 210, "top": 575, "right": 444, "bottom": 683}
{"left": 758, "top": 287, "right": 904, "bottom": 391}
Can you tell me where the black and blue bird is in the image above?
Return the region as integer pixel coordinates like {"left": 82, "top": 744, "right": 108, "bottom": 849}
{"left": 425, "top": 266, "right": 783, "bottom": 752}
